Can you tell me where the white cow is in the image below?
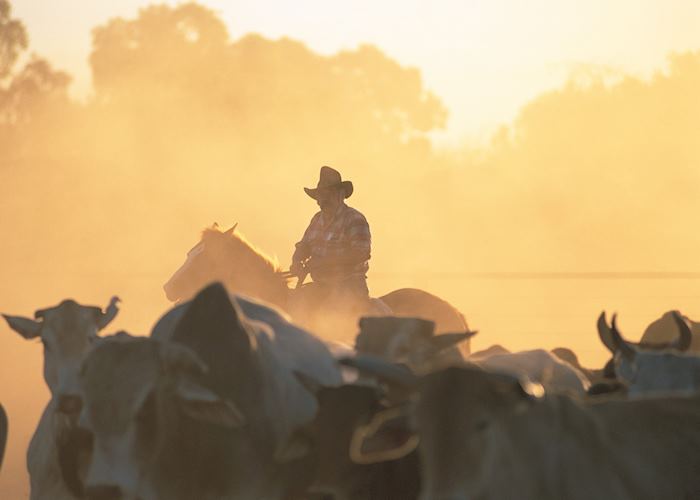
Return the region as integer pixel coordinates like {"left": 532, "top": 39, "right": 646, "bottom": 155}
{"left": 73, "top": 283, "right": 342, "bottom": 500}
{"left": 598, "top": 311, "right": 700, "bottom": 396}
{"left": 3, "top": 297, "right": 119, "bottom": 499}
{"left": 470, "top": 348, "right": 590, "bottom": 395}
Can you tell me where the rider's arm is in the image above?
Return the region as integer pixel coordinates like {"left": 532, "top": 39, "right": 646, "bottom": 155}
{"left": 292, "top": 213, "right": 321, "bottom": 265}
{"left": 292, "top": 241, "right": 311, "bottom": 263}
{"left": 346, "top": 210, "right": 371, "bottom": 262}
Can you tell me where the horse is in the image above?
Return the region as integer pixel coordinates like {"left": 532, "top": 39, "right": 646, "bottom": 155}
{"left": 163, "top": 224, "right": 471, "bottom": 351}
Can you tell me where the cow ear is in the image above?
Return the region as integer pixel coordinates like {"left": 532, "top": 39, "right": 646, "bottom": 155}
{"left": 175, "top": 378, "right": 246, "bottom": 428}
{"left": 429, "top": 331, "right": 478, "bottom": 354}
{"left": 274, "top": 430, "right": 313, "bottom": 463}
{"left": 3, "top": 314, "right": 42, "bottom": 339}
{"left": 349, "top": 406, "right": 418, "bottom": 465}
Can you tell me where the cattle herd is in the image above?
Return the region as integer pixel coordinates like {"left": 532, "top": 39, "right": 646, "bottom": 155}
{"left": 3, "top": 281, "right": 700, "bottom": 499}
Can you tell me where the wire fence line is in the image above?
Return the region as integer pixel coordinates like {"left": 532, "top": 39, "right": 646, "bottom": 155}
{"left": 372, "top": 272, "right": 700, "bottom": 280}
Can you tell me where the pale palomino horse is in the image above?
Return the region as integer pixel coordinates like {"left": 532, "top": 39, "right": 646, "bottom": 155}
{"left": 163, "top": 224, "right": 471, "bottom": 350}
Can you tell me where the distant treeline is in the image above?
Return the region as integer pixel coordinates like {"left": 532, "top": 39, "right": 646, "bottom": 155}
{"left": 1, "top": 0, "right": 699, "bottom": 276}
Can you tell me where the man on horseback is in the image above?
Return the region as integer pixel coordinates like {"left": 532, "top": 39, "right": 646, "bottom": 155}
{"left": 290, "top": 166, "right": 371, "bottom": 323}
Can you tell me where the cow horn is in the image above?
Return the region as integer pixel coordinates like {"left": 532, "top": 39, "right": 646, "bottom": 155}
{"left": 429, "top": 331, "right": 478, "bottom": 354}
{"left": 349, "top": 405, "right": 419, "bottom": 465}
{"left": 610, "top": 314, "right": 636, "bottom": 359}
{"left": 670, "top": 311, "right": 693, "bottom": 352}
{"left": 224, "top": 223, "right": 238, "bottom": 235}
{"left": 97, "top": 296, "right": 120, "bottom": 330}
{"left": 339, "top": 355, "right": 418, "bottom": 390}
{"left": 597, "top": 311, "right": 616, "bottom": 353}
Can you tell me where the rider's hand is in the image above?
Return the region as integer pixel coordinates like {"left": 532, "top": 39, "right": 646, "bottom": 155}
{"left": 290, "top": 260, "right": 306, "bottom": 277}
{"left": 305, "top": 257, "right": 323, "bottom": 271}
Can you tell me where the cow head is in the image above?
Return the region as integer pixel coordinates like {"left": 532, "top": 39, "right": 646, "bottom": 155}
{"left": 343, "top": 365, "right": 543, "bottom": 500}
{"left": 77, "top": 334, "right": 245, "bottom": 500}
{"left": 598, "top": 311, "right": 693, "bottom": 395}
{"left": 356, "top": 317, "right": 477, "bottom": 374}
{"left": 3, "top": 297, "right": 119, "bottom": 415}
{"left": 277, "top": 376, "right": 399, "bottom": 497}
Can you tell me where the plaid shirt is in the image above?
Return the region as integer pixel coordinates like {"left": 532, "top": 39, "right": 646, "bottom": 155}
{"left": 293, "top": 203, "right": 371, "bottom": 282}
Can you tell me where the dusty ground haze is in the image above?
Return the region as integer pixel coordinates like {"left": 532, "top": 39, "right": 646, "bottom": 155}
{"left": 1, "top": 2, "right": 699, "bottom": 497}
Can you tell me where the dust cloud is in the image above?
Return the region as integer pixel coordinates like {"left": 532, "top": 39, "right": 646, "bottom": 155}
{"left": 1, "top": 2, "right": 699, "bottom": 496}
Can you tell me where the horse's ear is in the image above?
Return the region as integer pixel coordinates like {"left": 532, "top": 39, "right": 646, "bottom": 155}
{"left": 212, "top": 222, "right": 220, "bottom": 229}
{"left": 225, "top": 223, "right": 238, "bottom": 235}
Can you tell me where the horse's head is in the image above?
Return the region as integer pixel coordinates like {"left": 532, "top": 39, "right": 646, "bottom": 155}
{"left": 164, "top": 223, "right": 238, "bottom": 302}
{"left": 163, "top": 223, "right": 287, "bottom": 304}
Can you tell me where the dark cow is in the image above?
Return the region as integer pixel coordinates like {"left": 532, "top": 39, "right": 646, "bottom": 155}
{"left": 279, "top": 378, "right": 420, "bottom": 500}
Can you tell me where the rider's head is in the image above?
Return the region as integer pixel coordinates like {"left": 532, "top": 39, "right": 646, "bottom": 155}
{"left": 315, "top": 186, "right": 344, "bottom": 213}
{"left": 304, "top": 166, "right": 353, "bottom": 214}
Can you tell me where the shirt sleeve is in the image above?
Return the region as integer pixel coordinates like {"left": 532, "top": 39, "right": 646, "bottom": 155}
{"left": 345, "top": 211, "right": 371, "bottom": 259}
{"left": 292, "top": 213, "right": 319, "bottom": 262}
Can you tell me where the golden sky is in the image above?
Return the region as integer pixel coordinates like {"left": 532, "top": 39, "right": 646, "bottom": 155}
{"left": 15, "top": 0, "right": 700, "bottom": 144}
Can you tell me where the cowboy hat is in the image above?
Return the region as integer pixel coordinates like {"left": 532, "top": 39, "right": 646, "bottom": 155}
{"left": 304, "top": 166, "right": 354, "bottom": 200}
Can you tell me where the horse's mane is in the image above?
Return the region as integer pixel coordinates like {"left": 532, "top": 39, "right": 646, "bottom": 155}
{"left": 201, "top": 226, "right": 284, "bottom": 276}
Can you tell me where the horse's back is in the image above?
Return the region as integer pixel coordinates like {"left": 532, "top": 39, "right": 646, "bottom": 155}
{"left": 378, "top": 288, "right": 469, "bottom": 332}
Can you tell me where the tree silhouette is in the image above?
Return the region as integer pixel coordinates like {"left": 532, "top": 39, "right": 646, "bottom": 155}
{"left": 0, "top": 1, "right": 70, "bottom": 129}
{"left": 86, "top": 2, "right": 446, "bottom": 177}
{"left": 0, "top": 0, "right": 27, "bottom": 79}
